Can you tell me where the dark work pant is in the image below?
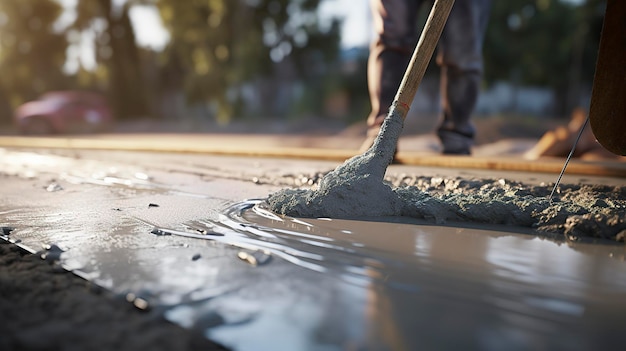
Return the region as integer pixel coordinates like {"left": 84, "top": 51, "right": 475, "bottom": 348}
{"left": 367, "top": 0, "right": 490, "bottom": 153}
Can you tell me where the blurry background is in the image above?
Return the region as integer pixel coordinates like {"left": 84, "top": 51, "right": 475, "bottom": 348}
{"left": 0, "top": 0, "right": 606, "bottom": 138}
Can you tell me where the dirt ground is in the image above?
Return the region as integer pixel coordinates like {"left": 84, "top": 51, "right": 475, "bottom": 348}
{"left": 0, "top": 241, "right": 227, "bottom": 351}
{"left": 0, "top": 113, "right": 558, "bottom": 141}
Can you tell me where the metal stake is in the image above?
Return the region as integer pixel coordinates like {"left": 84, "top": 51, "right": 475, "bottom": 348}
{"left": 548, "top": 115, "right": 590, "bottom": 203}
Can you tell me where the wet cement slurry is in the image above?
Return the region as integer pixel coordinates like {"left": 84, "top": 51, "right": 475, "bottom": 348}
{"left": 267, "top": 113, "right": 626, "bottom": 239}
{"left": 1, "top": 147, "right": 626, "bottom": 350}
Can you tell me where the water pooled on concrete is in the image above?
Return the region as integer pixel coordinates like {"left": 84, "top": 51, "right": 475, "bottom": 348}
{"left": 165, "top": 200, "right": 626, "bottom": 351}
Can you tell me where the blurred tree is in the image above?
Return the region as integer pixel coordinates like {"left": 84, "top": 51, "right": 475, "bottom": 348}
{"left": 156, "top": 0, "right": 340, "bottom": 123}
{"left": 72, "top": 0, "right": 150, "bottom": 119}
{"left": 0, "top": 0, "right": 605, "bottom": 127}
{"left": 0, "top": 0, "right": 69, "bottom": 123}
{"left": 566, "top": 0, "right": 606, "bottom": 110}
{"left": 483, "top": 0, "right": 606, "bottom": 115}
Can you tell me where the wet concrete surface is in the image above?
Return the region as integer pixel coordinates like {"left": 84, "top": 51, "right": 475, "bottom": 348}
{"left": 1, "top": 147, "right": 626, "bottom": 350}
{"left": 0, "top": 241, "right": 225, "bottom": 351}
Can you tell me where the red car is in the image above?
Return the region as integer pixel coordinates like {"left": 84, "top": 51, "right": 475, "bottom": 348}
{"left": 14, "top": 91, "right": 113, "bottom": 134}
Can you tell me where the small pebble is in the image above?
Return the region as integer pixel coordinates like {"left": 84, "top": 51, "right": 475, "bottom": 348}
{"left": 150, "top": 228, "right": 170, "bottom": 236}
{"left": 46, "top": 183, "right": 63, "bottom": 192}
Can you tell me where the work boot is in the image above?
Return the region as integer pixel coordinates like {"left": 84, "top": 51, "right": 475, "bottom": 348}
{"left": 436, "top": 67, "right": 479, "bottom": 155}
{"left": 437, "top": 128, "right": 473, "bottom": 155}
{"left": 362, "top": 35, "right": 411, "bottom": 160}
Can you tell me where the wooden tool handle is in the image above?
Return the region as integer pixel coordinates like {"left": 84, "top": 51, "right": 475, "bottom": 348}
{"left": 393, "top": 0, "right": 455, "bottom": 117}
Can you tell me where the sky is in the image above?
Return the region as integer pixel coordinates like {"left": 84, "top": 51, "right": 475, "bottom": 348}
{"left": 128, "top": 0, "right": 372, "bottom": 51}
{"left": 128, "top": 5, "right": 170, "bottom": 50}
{"left": 318, "top": 0, "right": 372, "bottom": 48}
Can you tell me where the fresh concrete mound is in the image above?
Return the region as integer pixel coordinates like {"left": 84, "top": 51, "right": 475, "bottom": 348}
{"left": 269, "top": 175, "right": 626, "bottom": 241}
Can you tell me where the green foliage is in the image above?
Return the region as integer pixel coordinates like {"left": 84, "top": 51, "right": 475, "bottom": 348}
{"left": 72, "top": 0, "right": 149, "bottom": 118}
{"left": 156, "top": 0, "right": 340, "bottom": 122}
{"left": 0, "top": 0, "right": 608, "bottom": 125}
{"left": 0, "top": 0, "right": 69, "bottom": 110}
{"left": 482, "top": 0, "right": 606, "bottom": 114}
{"left": 484, "top": 0, "right": 605, "bottom": 88}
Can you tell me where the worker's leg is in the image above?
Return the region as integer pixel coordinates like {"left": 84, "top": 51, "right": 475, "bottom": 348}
{"left": 436, "top": 0, "right": 490, "bottom": 154}
{"left": 363, "top": 0, "right": 421, "bottom": 151}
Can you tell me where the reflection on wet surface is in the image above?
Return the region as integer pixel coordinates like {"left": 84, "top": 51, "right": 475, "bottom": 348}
{"left": 2, "top": 148, "right": 626, "bottom": 350}
{"left": 146, "top": 200, "right": 626, "bottom": 351}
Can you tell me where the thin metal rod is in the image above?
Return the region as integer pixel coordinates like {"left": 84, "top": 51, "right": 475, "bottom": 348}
{"left": 548, "top": 115, "right": 590, "bottom": 202}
